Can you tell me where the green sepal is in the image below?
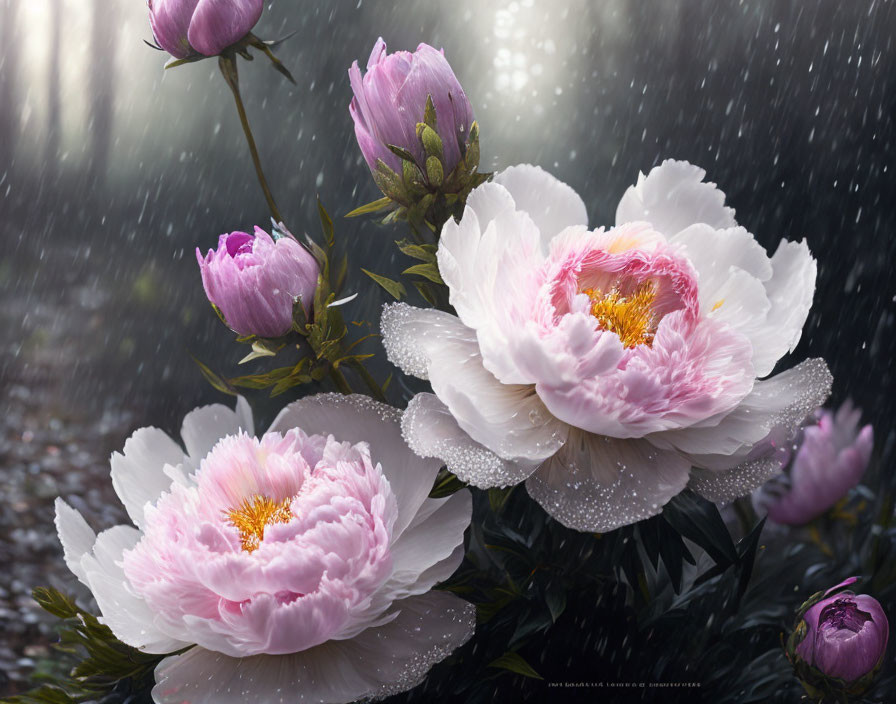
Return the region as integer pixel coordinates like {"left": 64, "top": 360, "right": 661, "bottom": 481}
{"left": 418, "top": 123, "right": 444, "bottom": 161}
{"left": 423, "top": 94, "right": 438, "bottom": 130}
{"left": 464, "top": 121, "right": 481, "bottom": 171}
{"left": 426, "top": 155, "right": 444, "bottom": 186}
{"left": 387, "top": 144, "right": 418, "bottom": 163}
{"left": 346, "top": 197, "right": 393, "bottom": 218}
{"left": 372, "top": 159, "right": 408, "bottom": 204}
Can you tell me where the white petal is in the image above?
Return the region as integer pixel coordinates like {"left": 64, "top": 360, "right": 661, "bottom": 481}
{"left": 234, "top": 395, "right": 255, "bottom": 436}
{"left": 380, "top": 303, "right": 463, "bottom": 381}
{"left": 387, "top": 490, "right": 470, "bottom": 588}
{"left": 493, "top": 163, "right": 588, "bottom": 237}
{"left": 80, "top": 526, "right": 187, "bottom": 654}
{"left": 749, "top": 239, "right": 817, "bottom": 377}
{"left": 382, "top": 304, "right": 567, "bottom": 463}
{"left": 402, "top": 393, "right": 543, "bottom": 489}
{"left": 463, "top": 178, "right": 517, "bottom": 230}
{"left": 54, "top": 498, "right": 96, "bottom": 585}
{"left": 110, "top": 427, "right": 185, "bottom": 528}
{"left": 268, "top": 393, "right": 441, "bottom": 538}
{"left": 152, "top": 592, "right": 476, "bottom": 704}
{"left": 341, "top": 492, "right": 471, "bottom": 639}
{"left": 689, "top": 455, "right": 786, "bottom": 503}
{"left": 180, "top": 397, "right": 254, "bottom": 465}
{"left": 437, "top": 192, "right": 548, "bottom": 384}
{"left": 525, "top": 430, "right": 691, "bottom": 533}
{"left": 647, "top": 358, "right": 832, "bottom": 466}
{"left": 672, "top": 224, "right": 772, "bottom": 280}
{"left": 615, "top": 159, "right": 737, "bottom": 235}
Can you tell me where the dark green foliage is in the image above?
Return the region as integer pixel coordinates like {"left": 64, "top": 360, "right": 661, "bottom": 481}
{"left": 5, "top": 588, "right": 171, "bottom": 704}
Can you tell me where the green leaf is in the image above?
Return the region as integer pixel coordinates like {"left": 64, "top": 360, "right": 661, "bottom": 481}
{"left": 362, "top": 269, "right": 406, "bottom": 299}
{"left": 487, "top": 651, "right": 544, "bottom": 680}
{"left": 317, "top": 198, "right": 335, "bottom": 248}
{"left": 345, "top": 197, "right": 393, "bottom": 218}
{"left": 735, "top": 516, "right": 766, "bottom": 602}
{"left": 3, "top": 685, "right": 78, "bottom": 703}
{"left": 32, "top": 587, "right": 79, "bottom": 619}
{"left": 488, "top": 487, "right": 514, "bottom": 513}
{"left": 544, "top": 581, "right": 567, "bottom": 622}
{"left": 192, "top": 356, "right": 237, "bottom": 396}
{"left": 403, "top": 262, "right": 444, "bottom": 284}
{"left": 429, "top": 468, "right": 467, "bottom": 498}
{"left": 395, "top": 239, "right": 437, "bottom": 262}
{"left": 662, "top": 490, "right": 738, "bottom": 567}
{"left": 411, "top": 279, "right": 437, "bottom": 306}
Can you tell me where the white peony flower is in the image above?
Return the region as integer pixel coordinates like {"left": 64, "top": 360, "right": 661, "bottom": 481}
{"left": 382, "top": 160, "right": 832, "bottom": 532}
{"left": 54, "top": 394, "right": 474, "bottom": 703}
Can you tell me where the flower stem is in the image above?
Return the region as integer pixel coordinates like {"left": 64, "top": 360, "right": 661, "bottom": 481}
{"left": 218, "top": 55, "right": 284, "bottom": 224}
{"left": 329, "top": 365, "right": 353, "bottom": 396}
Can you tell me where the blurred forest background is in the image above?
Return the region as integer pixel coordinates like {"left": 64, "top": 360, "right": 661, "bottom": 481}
{"left": 1, "top": 0, "right": 894, "bottom": 697}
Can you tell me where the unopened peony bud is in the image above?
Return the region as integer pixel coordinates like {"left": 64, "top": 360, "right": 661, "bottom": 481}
{"left": 196, "top": 227, "right": 319, "bottom": 338}
{"left": 761, "top": 402, "right": 873, "bottom": 525}
{"left": 348, "top": 38, "right": 487, "bottom": 230}
{"left": 350, "top": 37, "right": 473, "bottom": 175}
{"left": 788, "top": 578, "right": 888, "bottom": 699}
{"left": 148, "top": 0, "right": 263, "bottom": 59}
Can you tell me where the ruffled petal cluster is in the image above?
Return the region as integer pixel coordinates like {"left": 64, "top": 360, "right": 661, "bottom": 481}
{"left": 55, "top": 395, "right": 474, "bottom": 704}
{"left": 382, "top": 161, "right": 833, "bottom": 532}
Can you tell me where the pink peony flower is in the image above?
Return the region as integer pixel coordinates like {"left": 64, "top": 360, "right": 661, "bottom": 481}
{"left": 349, "top": 37, "right": 474, "bottom": 175}
{"left": 54, "top": 394, "right": 474, "bottom": 703}
{"left": 196, "top": 227, "right": 320, "bottom": 338}
{"left": 382, "top": 161, "right": 833, "bottom": 532}
{"left": 148, "top": 0, "right": 264, "bottom": 59}
{"left": 759, "top": 401, "right": 873, "bottom": 525}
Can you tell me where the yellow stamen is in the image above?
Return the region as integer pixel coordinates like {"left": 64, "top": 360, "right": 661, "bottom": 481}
{"left": 226, "top": 495, "right": 293, "bottom": 553}
{"left": 711, "top": 299, "right": 725, "bottom": 312}
{"left": 584, "top": 281, "right": 657, "bottom": 348}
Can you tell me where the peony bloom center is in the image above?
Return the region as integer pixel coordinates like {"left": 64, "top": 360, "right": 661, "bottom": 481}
{"left": 226, "top": 495, "right": 293, "bottom": 553}
{"left": 120, "top": 429, "right": 398, "bottom": 657}
{"left": 584, "top": 280, "right": 658, "bottom": 348}
{"left": 819, "top": 598, "right": 873, "bottom": 635}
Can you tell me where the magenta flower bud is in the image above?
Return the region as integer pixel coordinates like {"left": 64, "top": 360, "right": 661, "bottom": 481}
{"left": 148, "top": 0, "right": 263, "bottom": 59}
{"left": 349, "top": 37, "right": 474, "bottom": 175}
{"left": 196, "top": 227, "right": 319, "bottom": 338}
{"left": 766, "top": 402, "right": 873, "bottom": 525}
{"left": 792, "top": 579, "right": 888, "bottom": 689}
